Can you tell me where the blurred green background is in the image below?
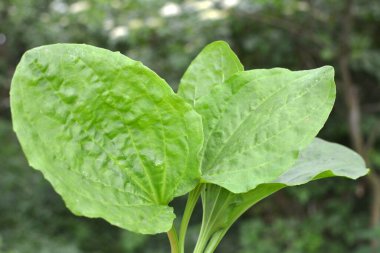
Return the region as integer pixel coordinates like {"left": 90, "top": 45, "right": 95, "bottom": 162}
{"left": 1, "top": 0, "right": 380, "bottom": 252}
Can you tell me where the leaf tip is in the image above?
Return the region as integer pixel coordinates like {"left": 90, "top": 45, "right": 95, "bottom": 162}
{"left": 319, "top": 65, "right": 335, "bottom": 77}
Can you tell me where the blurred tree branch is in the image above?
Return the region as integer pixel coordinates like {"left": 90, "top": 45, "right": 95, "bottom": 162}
{"left": 338, "top": 0, "right": 380, "bottom": 251}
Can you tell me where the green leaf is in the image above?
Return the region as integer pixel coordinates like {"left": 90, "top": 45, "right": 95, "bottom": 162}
{"left": 177, "top": 41, "right": 243, "bottom": 107}
{"left": 274, "top": 138, "right": 369, "bottom": 184}
{"left": 10, "top": 44, "right": 203, "bottom": 234}
{"left": 195, "top": 138, "right": 369, "bottom": 252}
{"left": 198, "top": 67, "right": 336, "bottom": 193}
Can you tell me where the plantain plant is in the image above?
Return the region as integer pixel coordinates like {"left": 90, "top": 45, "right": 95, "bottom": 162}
{"left": 10, "top": 41, "right": 368, "bottom": 253}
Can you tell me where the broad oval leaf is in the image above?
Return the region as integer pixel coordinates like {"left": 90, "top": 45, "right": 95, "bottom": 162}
{"left": 198, "top": 67, "right": 336, "bottom": 193}
{"left": 177, "top": 40, "right": 243, "bottom": 107}
{"left": 10, "top": 44, "right": 203, "bottom": 234}
{"left": 196, "top": 138, "right": 368, "bottom": 252}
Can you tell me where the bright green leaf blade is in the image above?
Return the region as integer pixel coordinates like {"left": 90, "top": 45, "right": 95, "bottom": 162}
{"left": 275, "top": 138, "right": 369, "bottom": 184}
{"left": 10, "top": 44, "right": 203, "bottom": 234}
{"left": 196, "top": 138, "right": 368, "bottom": 251}
{"left": 199, "top": 67, "right": 336, "bottom": 193}
{"left": 177, "top": 41, "right": 243, "bottom": 107}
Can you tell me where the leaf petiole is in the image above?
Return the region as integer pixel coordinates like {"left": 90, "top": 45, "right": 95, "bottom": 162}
{"left": 178, "top": 184, "right": 203, "bottom": 253}
{"left": 167, "top": 226, "right": 180, "bottom": 253}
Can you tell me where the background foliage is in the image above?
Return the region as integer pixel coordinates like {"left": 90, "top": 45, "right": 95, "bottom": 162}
{"left": 1, "top": 0, "right": 380, "bottom": 252}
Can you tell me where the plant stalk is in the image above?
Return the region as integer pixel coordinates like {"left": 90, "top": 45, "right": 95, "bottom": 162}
{"left": 178, "top": 184, "right": 203, "bottom": 253}
{"left": 167, "top": 226, "right": 180, "bottom": 253}
{"left": 203, "top": 230, "right": 227, "bottom": 253}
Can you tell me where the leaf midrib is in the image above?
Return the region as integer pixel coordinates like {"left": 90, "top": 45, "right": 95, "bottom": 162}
{"left": 32, "top": 57, "right": 156, "bottom": 203}
{"left": 204, "top": 81, "right": 334, "bottom": 181}
{"left": 206, "top": 74, "right": 330, "bottom": 172}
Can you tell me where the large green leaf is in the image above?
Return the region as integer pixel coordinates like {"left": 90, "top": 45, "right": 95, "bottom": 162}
{"left": 197, "top": 67, "right": 336, "bottom": 193}
{"left": 195, "top": 138, "right": 369, "bottom": 253}
{"left": 10, "top": 44, "right": 203, "bottom": 234}
{"left": 177, "top": 40, "right": 243, "bottom": 107}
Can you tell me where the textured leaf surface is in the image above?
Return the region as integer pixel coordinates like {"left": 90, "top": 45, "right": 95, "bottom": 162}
{"left": 197, "top": 138, "right": 368, "bottom": 252}
{"left": 198, "top": 67, "right": 336, "bottom": 193}
{"left": 275, "top": 138, "right": 368, "bottom": 184}
{"left": 10, "top": 44, "right": 203, "bottom": 234}
{"left": 177, "top": 41, "right": 243, "bottom": 107}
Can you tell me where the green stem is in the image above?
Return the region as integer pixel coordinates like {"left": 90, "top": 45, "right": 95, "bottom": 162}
{"left": 193, "top": 185, "right": 227, "bottom": 253}
{"left": 193, "top": 195, "right": 213, "bottom": 253}
{"left": 179, "top": 184, "right": 203, "bottom": 253}
{"left": 167, "top": 226, "right": 179, "bottom": 253}
{"left": 203, "top": 230, "right": 226, "bottom": 253}
{"left": 193, "top": 228, "right": 211, "bottom": 253}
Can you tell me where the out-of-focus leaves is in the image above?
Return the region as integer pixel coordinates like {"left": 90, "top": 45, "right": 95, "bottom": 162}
{"left": 352, "top": 50, "right": 380, "bottom": 82}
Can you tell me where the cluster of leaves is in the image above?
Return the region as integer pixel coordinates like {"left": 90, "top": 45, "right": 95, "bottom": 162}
{"left": 10, "top": 40, "right": 367, "bottom": 253}
{"left": 2, "top": 0, "right": 380, "bottom": 252}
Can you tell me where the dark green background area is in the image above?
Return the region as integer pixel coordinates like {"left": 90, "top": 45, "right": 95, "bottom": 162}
{"left": 1, "top": 0, "right": 380, "bottom": 252}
